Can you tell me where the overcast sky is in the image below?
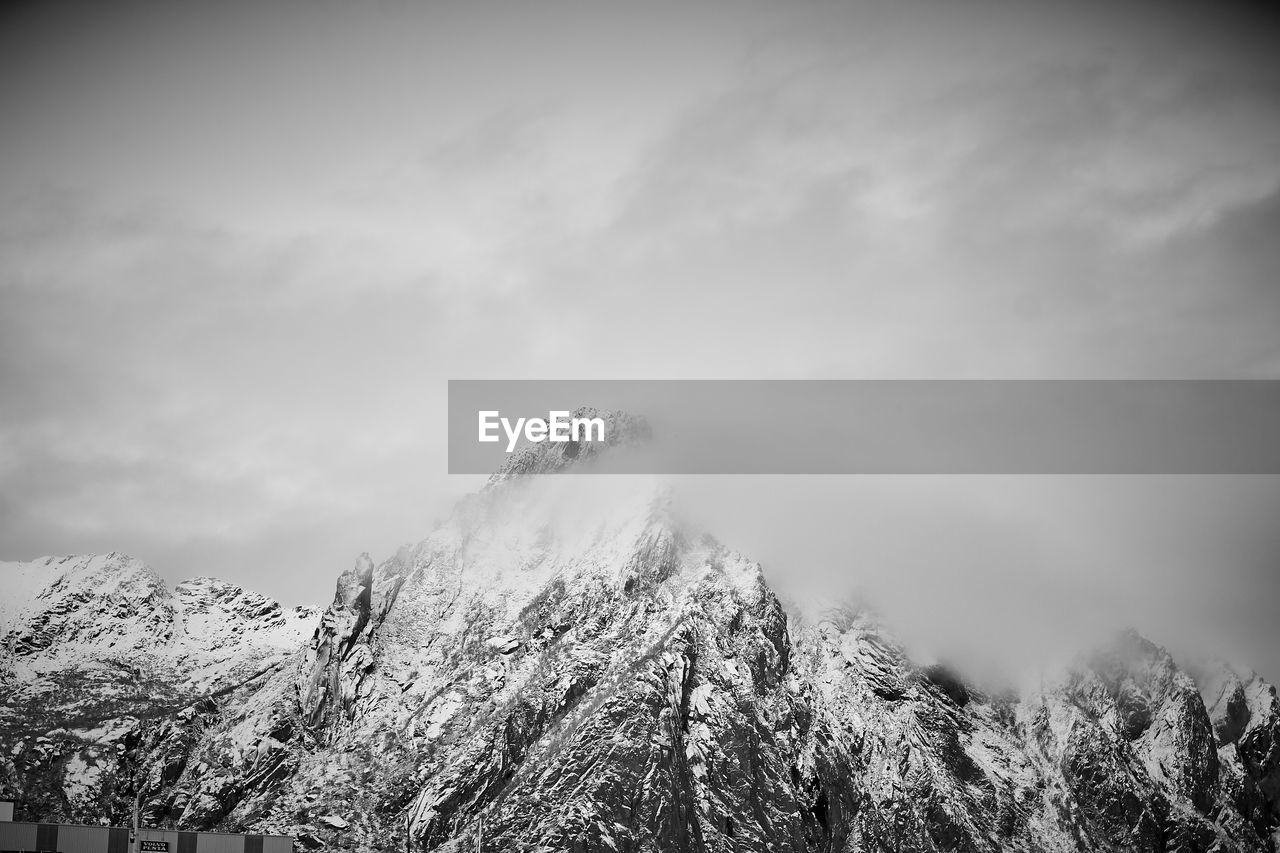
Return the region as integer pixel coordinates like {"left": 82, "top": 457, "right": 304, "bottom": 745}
{"left": 2, "top": 1, "right": 1278, "bottom": 678}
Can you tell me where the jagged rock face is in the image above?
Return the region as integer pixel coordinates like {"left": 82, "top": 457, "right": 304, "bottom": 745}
{"left": 0, "top": 554, "right": 316, "bottom": 716}
{"left": 3, "top": 433, "right": 1280, "bottom": 851}
{"left": 0, "top": 553, "right": 315, "bottom": 824}
{"left": 297, "top": 553, "right": 377, "bottom": 733}
{"left": 1193, "top": 661, "right": 1280, "bottom": 846}
{"left": 194, "top": 465, "right": 1280, "bottom": 852}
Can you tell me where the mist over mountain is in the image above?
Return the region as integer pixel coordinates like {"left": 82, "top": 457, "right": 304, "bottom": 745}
{"left": 3, "top": 427, "right": 1278, "bottom": 852}
{"left": 3, "top": 1, "right": 1279, "bottom": 850}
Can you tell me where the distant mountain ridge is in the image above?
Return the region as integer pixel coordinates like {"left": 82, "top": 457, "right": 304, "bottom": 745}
{"left": 0, "top": 553, "right": 316, "bottom": 815}
{"left": 2, "top": 426, "right": 1278, "bottom": 851}
{"left": 1, "top": 553, "right": 316, "bottom": 705}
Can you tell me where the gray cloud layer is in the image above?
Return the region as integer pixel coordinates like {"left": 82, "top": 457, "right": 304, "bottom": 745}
{"left": 2, "top": 0, "right": 1278, "bottom": 677}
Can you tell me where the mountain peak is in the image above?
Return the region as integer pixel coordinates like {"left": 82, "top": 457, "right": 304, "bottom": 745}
{"left": 487, "top": 406, "right": 651, "bottom": 483}
{"left": 5, "top": 489, "right": 1280, "bottom": 850}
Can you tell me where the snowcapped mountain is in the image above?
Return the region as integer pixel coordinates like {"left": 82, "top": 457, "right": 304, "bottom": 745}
{"left": 1, "top": 554, "right": 316, "bottom": 698}
{"left": 2, "top": 417, "right": 1278, "bottom": 851}
{"left": 0, "top": 553, "right": 316, "bottom": 821}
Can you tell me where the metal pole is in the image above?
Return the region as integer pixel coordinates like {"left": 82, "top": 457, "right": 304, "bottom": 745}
{"left": 132, "top": 793, "right": 140, "bottom": 853}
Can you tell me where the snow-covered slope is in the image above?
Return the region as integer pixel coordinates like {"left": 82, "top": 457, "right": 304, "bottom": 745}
{"left": 0, "top": 552, "right": 316, "bottom": 817}
{"left": 2, "top": 415, "right": 1278, "bottom": 850}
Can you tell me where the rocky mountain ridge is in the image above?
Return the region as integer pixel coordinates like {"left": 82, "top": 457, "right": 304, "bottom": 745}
{"left": 2, "top": 427, "right": 1278, "bottom": 851}
{"left": 0, "top": 553, "right": 316, "bottom": 822}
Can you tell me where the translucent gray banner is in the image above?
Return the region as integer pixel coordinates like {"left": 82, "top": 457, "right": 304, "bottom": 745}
{"left": 448, "top": 380, "right": 1280, "bottom": 474}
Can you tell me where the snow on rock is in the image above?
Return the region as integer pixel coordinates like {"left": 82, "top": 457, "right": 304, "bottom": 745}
{"left": 0, "top": 552, "right": 317, "bottom": 827}
{"left": 484, "top": 637, "right": 520, "bottom": 654}
{"left": 61, "top": 748, "right": 110, "bottom": 816}
{"left": 2, "top": 412, "right": 1279, "bottom": 851}
{"left": 0, "top": 554, "right": 316, "bottom": 737}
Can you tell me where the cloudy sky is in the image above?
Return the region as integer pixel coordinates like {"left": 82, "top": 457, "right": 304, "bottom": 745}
{"left": 2, "top": 1, "right": 1278, "bottom": 676}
